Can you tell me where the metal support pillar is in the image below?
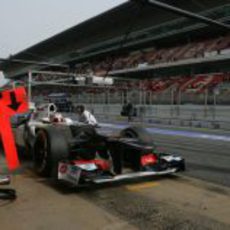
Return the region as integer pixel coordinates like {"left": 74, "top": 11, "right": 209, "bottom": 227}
{"left": 28, "top": 71, "right": 32, "bottom": 103}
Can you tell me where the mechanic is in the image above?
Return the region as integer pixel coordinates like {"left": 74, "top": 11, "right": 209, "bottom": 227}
{"left": 126, "top": 101, "right": 134, "bottom": 122}
{"left": 121, "top": 101, "right": 134, "bottom": 122}
{"left": 75, "top": 105, "right": 98, "bottom": 126}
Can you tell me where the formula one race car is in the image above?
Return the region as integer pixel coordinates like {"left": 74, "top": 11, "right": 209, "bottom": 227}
{"left": 18, "top": 103, "right": 185, "bottom": 187}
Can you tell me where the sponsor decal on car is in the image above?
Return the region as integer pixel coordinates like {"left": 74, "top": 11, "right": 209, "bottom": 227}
{"left": 59, "top": 164, "right": 68, "bottom": 174}
{"left": 58, "top": 163, "right": 81, "bottom": 185}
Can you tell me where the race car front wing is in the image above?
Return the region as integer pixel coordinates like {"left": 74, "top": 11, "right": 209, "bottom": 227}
{"left": 58, "top": 155, "right": 184, "bottom": 186}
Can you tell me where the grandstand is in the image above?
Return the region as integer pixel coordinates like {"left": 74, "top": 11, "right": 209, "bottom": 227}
{"left": 0, "top": 0, "right": 230, "bottom": 129}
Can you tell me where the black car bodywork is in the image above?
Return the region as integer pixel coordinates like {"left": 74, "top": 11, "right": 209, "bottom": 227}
{"left": 31, "top": 124, "right": 185, "bottom": 186}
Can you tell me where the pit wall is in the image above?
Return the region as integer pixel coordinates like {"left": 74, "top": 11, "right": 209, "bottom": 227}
{"left": 82, "top": 104, "right": 230, "bottom": 130}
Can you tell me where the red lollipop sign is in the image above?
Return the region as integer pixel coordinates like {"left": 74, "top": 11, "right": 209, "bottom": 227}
{"left": 0, "top": 87, "right": 28, "bottom": 170}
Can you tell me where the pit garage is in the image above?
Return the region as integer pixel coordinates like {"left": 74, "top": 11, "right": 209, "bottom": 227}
{"left": 0, "top": 1, "right": 230, "bottom": 229}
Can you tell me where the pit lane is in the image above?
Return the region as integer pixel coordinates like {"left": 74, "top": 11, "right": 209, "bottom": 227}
{"left": 0, "top": 167, "right": 229, "bottom": 230}
{"left": 0, "top": 124, "right": 230, "bottom": 230}
{"left": 100, "top": 123, "right": 230, "bottom": 187}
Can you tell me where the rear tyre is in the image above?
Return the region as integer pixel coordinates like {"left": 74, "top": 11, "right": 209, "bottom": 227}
{"left": 120, "top": 126, "right": 152, "bottom": 144}
{"left": 33, "top": 128, "right": 69, "bottom": 177}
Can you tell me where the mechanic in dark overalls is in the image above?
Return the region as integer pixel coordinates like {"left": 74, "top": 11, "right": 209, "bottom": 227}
{"left": 126, "top": 101, "right": 134, "bottom": 122}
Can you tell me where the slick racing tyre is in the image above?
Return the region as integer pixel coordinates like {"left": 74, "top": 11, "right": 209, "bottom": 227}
{"left": 120, "top": 126, "right": 152, "bottom": 144}
{"left": 33, "top": 128, "right": 69, "bottom": 177}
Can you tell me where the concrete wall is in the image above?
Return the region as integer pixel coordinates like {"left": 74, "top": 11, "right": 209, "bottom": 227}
{"left": 82, "top": 103, "right": 230, "bottom": 130}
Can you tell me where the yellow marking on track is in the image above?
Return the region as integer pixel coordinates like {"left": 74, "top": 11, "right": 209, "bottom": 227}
{"left": 125, "top": 182, "right": 159, "bottom": 191}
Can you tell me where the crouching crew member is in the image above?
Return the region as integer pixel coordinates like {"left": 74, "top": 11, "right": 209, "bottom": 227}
{"left": 75, "top": 105, "right": 98, "bottom": 126}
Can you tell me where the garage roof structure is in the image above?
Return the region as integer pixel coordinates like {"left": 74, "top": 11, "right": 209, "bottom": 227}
{"left": 0, "top": 0, "right": 229, "bottom": 78}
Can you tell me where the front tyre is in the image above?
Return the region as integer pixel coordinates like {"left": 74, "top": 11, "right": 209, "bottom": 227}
{"left": 33, "top": 128, "right": 69, "bottom": 177}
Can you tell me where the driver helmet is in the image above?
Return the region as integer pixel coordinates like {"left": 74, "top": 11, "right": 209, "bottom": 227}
{"left": 50, "top": 113, "right": 64, "bottom": 123}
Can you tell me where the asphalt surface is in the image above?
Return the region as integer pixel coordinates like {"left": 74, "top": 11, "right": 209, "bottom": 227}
{"left": 152, "top": 133, "right": 230, "bottom": 187}
{"left": 1, "top": 169, "right": 229, "bottom": 230}
{"left": 0, "top": 123, "right": 229, "bottom": 230}
{"left": 79, "top": 177, "right": 230, "bottom": 230}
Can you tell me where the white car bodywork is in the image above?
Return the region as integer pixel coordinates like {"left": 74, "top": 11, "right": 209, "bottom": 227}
{"left": 15, "top": 103, "right": 74, "bottom": 147}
